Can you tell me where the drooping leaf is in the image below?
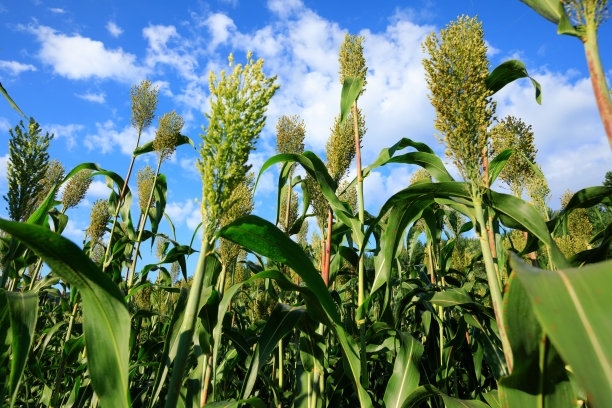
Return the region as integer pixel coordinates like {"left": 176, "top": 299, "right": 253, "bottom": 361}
{"left": 133, "top": 134, "right": 195, "bottom": 156}
{"left": 0, "top": 81, "right": 27, "bottom": 118}
{"left": 0, "top": 219, "right": 131, "bottom": 408}
{"left": 517, "top": 0, "right": 579, "bottom": 36}
{"left": 486, "top": 60, "right": 542, "bottom": 104}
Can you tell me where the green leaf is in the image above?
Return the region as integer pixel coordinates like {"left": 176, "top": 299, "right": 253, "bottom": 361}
{"left": 149, "top": 288, "right": 189, "bottom": 408}
{"left": 340, "top": 76, "right": 364, "bottom": 126}
{"left": 256, "top": 152, "right": 363, "bottom": 244}
{"left": 429, "top": 288, "right": 477, "bottom": 308}
{"left": 403, "top": 384, "right": 490, "bottom": 408}
{"left": 383, "top": 332, "right": 424, "bottom": 408}
{"left": 0, "top": 220, "right": 131, "bottom": 408}
{"left": 486, "top": 60, "right": 542, "bottom": 104}
{"left": 132, "top": 134, "right": 195, "bottom": 156}
{"left": 0, "top": 290, "right": 38, "bottom": 407}
{"left": 518, "top": 0, "right": 579, "bottom": 36}
{"left": 202, "top": 397, "right": 266, "bottom": 408}
{"left": 488, "top": 149, "right": 514, "bottom": 186}
{"left": 340, "top": 138, "right": 447, "bottom": 196}
{"left": 0, "top": 82, "right": 26, "bottom": 118}
{"left": 242, "top": 304, "right": 305, "bottom": 399}
{"left": 511, "top": 255, "right": 612, "bottom": 407}
{"left": 371, "top": 201, "right": 428, "bottom": 296}
{"left": 148, "top": 173, "right": 167, "bottom": 241}
{"left": 219, "top": 215, "right": 372, "bottom": 407}
{"left": 498, "top": 272, "right": 576, "bottom": 407}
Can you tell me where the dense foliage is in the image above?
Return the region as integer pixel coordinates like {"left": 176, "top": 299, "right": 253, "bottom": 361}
{"left": 1, "top": 3, "right": 612, "bottom": 408}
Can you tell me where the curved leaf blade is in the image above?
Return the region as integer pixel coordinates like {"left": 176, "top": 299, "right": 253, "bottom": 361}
{"left": 0, "top": 220, "right": 131, "bottom": 408}
{"left": 0, "top": 290, "right": 38, "bottom": 407}
{"left": 511, "top": 255, "right": 612, "bottom": 407}
{"left": 486, "top": 60, "right": 542, "bottom": 104}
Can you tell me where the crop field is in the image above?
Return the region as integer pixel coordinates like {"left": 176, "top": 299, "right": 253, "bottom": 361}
{"left": 1, "top": 1, "right": 611, "bottom": 407}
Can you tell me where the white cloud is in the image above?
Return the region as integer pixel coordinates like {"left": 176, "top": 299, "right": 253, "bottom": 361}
{"left": 0, "top": 153, "right": 9, "bottom": 187}
{"left": 0, "top": 117, "right": 10, "bottom": 133}
{"left": 45, "top": 123, "right": 85, "bottom": 150}
{"left": 204, "top": 13, "right": 236, "bottom": 50}
{"left": 49, "top": 7, "right": 65, "bottom": 14}
{"left": 165, "top": 199, "right": 201, "bottom": 230}
{"left": 485, "top": 40, "right": 500, "bottom": 58}
{"left": 267, "top": 0, "right": 303, "bottom": 18}
{"left": 62, "top": 219, "right": 86, "bottom": 242}
{"left": 27, "top": 24, "right": 147, "bottom": 82}
{"left": 106, "top": 21, "right": 123, "bottom": 37}
{"left": 76, "top": 92, "right": 105, "bottom": 104}
{"left": 0, "top": 60, "right": 37, "bottom": 75}
{"left": 87, "top": 180, "right": 110, "bottom": 198}
{"left": 84, "top": 120, "right": 155, "bottom": 155}
{"left": 495, "top": 69, "right": 610, "bottom": 205}
{"left": 143, "top": 24, "right": 199, "bottom": 81}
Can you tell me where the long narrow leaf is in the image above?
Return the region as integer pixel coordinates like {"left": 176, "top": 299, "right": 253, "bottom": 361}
{"left": 0, "top": 220, "right": 131, "bottom": 408}
{"left": 511, "top": 255, "right": 612, "bottom": 407}
{"left": 0, "top": 290, "right": 38, "bottom": 407}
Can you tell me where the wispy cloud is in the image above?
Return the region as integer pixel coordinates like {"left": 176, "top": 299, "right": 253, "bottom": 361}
{"left": 0, "top": 60, "right": 37, "bottom": 75}
{"left": 49, "top": 7, "right": 65, "bottom": 14}
{"left": 106, "top": 21, "right": 123, "bottom": 37}
{"left": 76, "top": 92, "right": 106, "bottom": 104}
{"left": 45, "top": 123, "right": 85, "bottom": 150}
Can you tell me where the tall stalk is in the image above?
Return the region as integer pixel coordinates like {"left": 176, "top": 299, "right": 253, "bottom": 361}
{"left": 352, "top": 101, "right": 367, "bottom": 386}
{"left": 165, "top": 239, "right": 210, "bottom": 407}
{"left": 473, "top": 194, "right": 513, "bottom": 372}
{"left": 103, "top": 80, "right": 159, "bottom": 272}
{"left": 127, "top": 159, "right": 162, "bottom": 287}
{"left": 584, "top": 22, "right": 612, "bottom": 147}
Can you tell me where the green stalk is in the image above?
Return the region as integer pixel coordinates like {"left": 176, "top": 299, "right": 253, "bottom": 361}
{"left": 51, "top": 300, "right": 79, "bottom": 407}
{"left": 352, "top": 101, "right": 367, "bottom": 387}
{"left": 127, "top": 157, "right": 162, "bottom": 288}
{"left": 165, "top": 237, "right": 210, "bottom": 408}
{"left": 102, "top": 127, "right": 143, "bottom": 273}
{"left": 322, "top": 207, "right": 333, "bottom": 286}
{"left": 583, "top": 21, "right": 612, "bottom": 148}
{"left": 473, "top": 195, "right": 513, "bottom": 373}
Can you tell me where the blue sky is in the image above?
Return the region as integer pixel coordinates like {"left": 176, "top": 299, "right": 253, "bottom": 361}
{"left": 1, "top": 0, "right": 611, "bottom": 271}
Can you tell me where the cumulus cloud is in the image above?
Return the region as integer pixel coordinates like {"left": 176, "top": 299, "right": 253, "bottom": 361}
{"left": 84, "top": 120, "right": 154, "bottom": 155}
{"left": 106, "top": 21, "right": 123, "bottom": 37}
{"left": 49, "top": 7, "right": 65, "bottom": 14}
{"left": 76, "top": 92, "right": 105, "bottom": 104}
{"left": 0, "top": 60, "right": 37, "bottom": 75}
{"left": 203, "top": 13, "right": 236, "bottom": 51}
{"left": 267, "top": 0, "right": 303, "bottom": 19}
{"left": 495, "top": 69, "right": 611, "bottom": 205}
{"left": 27, "top": 24, "right": 147, "bottom": 82}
